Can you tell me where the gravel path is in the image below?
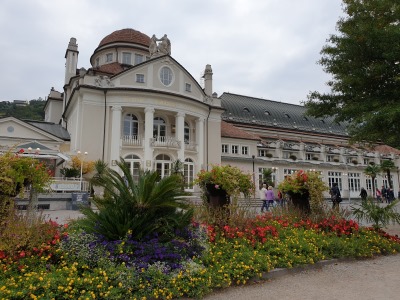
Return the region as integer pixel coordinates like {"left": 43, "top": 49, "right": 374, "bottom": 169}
{"left": 203, "top": 254, "right": 400, "bottom": 300}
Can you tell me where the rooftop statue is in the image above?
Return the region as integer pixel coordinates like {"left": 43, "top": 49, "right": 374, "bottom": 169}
{"left": 149, "top": 34, "right": 171, "bottom": 57}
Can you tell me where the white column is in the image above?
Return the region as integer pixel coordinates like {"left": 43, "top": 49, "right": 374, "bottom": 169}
{"left": 144, "top": 107, "right": 155, "bottom": 170}
{"left": 196, "top": 117, "right": 204, "bottom": 170}
{"left": 176, "top": 112, "right": 185, "bottom": 161}
{"left": 110, "top": 106, "right": 122, "bottom": 170}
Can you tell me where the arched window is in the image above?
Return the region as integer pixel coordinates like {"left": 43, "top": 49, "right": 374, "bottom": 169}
{"left": 184, "top": 122, "right": 190, "bottom": 144}
{"left": 124, "top": 154, "right": 141, "bottom": 182}
{"left": 155, "top": 154, "right": 171, "bottom": 178}
{"left": 184, "top": 158, "right": 195, "bottom": 190}
{"left": 153, "top": 117, "right": 166, "bottom": 139}
{"left": 123, "top": 114, "right": 139, "bottom": 137}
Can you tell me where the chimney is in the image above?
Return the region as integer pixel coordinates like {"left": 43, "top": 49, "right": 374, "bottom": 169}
{"left": 64, "top": 38, "right": 79, "bottom": 84}
{"left": 203, "top": 64, "right": 213, "bottom": 97}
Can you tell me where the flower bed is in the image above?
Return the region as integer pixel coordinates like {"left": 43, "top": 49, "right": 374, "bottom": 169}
{"left": 1, "top": 215, "right": 400, "bottom": 299}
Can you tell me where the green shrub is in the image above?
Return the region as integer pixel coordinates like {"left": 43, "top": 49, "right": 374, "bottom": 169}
{"left": 75, "top": 158, "right": 193, "bottom": 241}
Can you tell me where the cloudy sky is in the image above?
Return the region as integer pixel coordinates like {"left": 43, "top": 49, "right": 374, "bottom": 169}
{"left": 0, "top": 0, "right": 344, "bottom": 105}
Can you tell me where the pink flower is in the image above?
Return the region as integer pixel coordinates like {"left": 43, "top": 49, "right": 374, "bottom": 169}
{"left": 214, "top": 184, "right": 220, "bottom": 189}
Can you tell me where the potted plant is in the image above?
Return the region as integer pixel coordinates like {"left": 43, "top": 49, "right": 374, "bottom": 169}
{"left": 194, "top": 164, "right": 254, "bottom": 207}
{"left": 278, "top": 170, "right": 328, "bottom": 216}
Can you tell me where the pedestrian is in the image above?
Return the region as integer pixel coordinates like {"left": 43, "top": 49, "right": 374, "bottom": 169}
{"left": 277, "top": 189, "right": 284, "bottom": 207}
{"left": 260, "top": 183, "right": 268, "bottom": 213}
{"left": 387, "top": 188, "right": 395, "bottom": 204}
{"left": 359, "top": 187, "right": 367, "bottom": 201}
{"left": 381, "top": 186, "right": 387, "bottom": 203}
{"left": 376, "top": 188, "right": 382, "bottom": 203}
{"left": 330, "top": 183, "right": 342, "bottom": 211}
{"left": 264, "top": 186, "right": 275, "bottom": 212}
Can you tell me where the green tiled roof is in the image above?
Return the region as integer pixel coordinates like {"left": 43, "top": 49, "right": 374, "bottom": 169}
{"left": 220, "top": 92, "right": 347, "bottom": 136}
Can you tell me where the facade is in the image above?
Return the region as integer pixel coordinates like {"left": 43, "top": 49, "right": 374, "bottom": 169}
{"left": 2, "top": 27, "right": 399, "bottom": 199}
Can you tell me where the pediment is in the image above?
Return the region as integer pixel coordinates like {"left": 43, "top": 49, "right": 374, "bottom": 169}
{"left": 0, "top": 117, "right": 63, "bottom": 142}
{"left": 111, "top": 56, "right": 206, "bottom": 101}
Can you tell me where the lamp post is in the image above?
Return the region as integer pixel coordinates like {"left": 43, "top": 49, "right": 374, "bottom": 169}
{"left": 252, "top": 155, "right": 256, "bottom": 198}
{"left": 77, "top": 151, "right": 88, "bottom": 191}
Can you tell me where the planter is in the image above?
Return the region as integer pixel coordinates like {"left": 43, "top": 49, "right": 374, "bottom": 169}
{"left": 205, "top": 184, "right": 230, "bottom": 208}
{"left": 288, "top": 190, "right": 310, "bottom": 215}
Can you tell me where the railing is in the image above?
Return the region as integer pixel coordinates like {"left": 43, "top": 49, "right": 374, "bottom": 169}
{"left": 150, "top": 136, "right": 181, "bottom": 148}
{"left": 49, "top": 178, "right": 91, "bottom": 192}
{"left": 122, "top": 135, "right": 142, "bottom": 146}
{"left": 185, "top": 141, "right": 197, "bottom": 151}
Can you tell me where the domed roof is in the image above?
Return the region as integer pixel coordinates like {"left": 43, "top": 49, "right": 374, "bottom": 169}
{"left": 98, "top": 28, "right": 151, "bottom": 48}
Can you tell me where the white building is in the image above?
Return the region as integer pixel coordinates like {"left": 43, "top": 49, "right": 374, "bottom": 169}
{"left": 2, "top": 28, "right": 399, "bottom": 199}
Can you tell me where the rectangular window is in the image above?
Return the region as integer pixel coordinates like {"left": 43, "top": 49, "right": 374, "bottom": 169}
{"left": 328, "top": 171, "right": 342, "bottom": 190}
{"left": 326, "top": 155, "right": 333, "bottom": 162}
{"left": 231, "top": 145, "right": 239, "bottom": 154}
{"left": 241, "top": 146, "right": 248, "bottom": 155}
{"left": 134, "top": 54, "right": 144, "bottom": 65}
{"left": 284, "top": 169, "right": 298, "bottom": 176}
{"left": 106, "top": 53, "right": 113, "bottom": 62}
{"left": 185, "top": 83, "right": 192, "bottom": 92}
{"left": 258, "top": 149, "right": 266, "bottom": 157}
{"left": 122, "top": 52, "right": 132, "bottom": 65}
{"left": 305, "top": 153, "right": 312, "bottom": 160}
{"left": 382, "top": 175, "right": 393, "bottom": 188}
{"left": 95, "top": 58, "right": 100, "bottom": 67}
{"left": 222, "top": 144, "right": 229, "bottom": 154}
{"left": 136, "top": 74, "right": 145, "bottom": 83}
{"left": 365, "top": 178, "right": 377, "bottom": 191}
{"left": 348, "top": 172, "right": 361, "bottom": 192}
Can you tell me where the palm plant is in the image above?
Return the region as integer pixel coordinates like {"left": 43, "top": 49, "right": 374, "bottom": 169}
{"left": 364, "top": 164, "right": 381, "bottom": 197}
{"left": 351, "top": 198, "right": 400, "bottom": 230}
{"left": 380, "top": 160, "right": 396, "bottom": 188}
{"left": 262, "top": 168, "right": 274, "bottom": 187}
{"left": 76, "top": 158, "right": 193, "bottom": 241}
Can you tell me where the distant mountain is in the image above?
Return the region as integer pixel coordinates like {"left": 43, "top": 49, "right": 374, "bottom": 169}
{"left": 0, "top": 99, "right": 45, "bottom": 120}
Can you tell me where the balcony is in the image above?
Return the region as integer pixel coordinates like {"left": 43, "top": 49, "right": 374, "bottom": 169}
{"left": 122, "top": 135, "right": 142, "bottom": 146}
{"left": 150, "top": 136, "right": 181, "bottom": 149}
{"left": 185, "top": 141, "right": 197, "bottom": 151}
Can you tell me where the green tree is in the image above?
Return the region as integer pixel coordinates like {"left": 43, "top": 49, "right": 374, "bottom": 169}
{"left": 364, "top": 164, "right": 381, "bottom": 196}
{"left": 262, "top": 168, "right": 274, "bottom": 187}
{"left": 304, "top": 0, "right": 400, "bottom": 147}
{"left": 380, "top": 160, "right": 396, "bottom": 188}
{"left": 77, "top": 158, "right": 193, "bottom": 241}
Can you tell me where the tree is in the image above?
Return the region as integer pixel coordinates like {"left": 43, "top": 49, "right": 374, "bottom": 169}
{"left": 262, "top": 168, "right": 274, "bottom": 187}
{"left": 364, "top": 164, "right": 381, "bottom": 196}
{"left": 304, "top": 0, "right": 400, "bottom": 148}
{"left": 380, "top": 160, "right": 396, "bottom": 188}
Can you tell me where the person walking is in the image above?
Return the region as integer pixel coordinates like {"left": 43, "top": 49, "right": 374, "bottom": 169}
{"left": 359, "top": 187, "right": 367, "bottom": 201}
{"left": 330, "top": 183, "right": 342, "bottom": 211}
{"left": 276, "top": 189, "right": 284, "bottom": 207}
{"left": 387, "top": 188, "right": 395, "bottom": 204}
{"left": 260, "top": 183, "right": 268, "bottom": 213}
{"left": 264, "top": 186, "right": 275, "bottom": 212}
{"left": 381, "top": 186, "right": 387, "bottom": 203}
{"left": 376, "top": 188, "right": 382, "bottom": 203}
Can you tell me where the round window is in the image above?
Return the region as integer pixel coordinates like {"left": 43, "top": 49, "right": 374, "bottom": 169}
{"left": 7, "top": 126, "right": 14, "bottom": 133}
{"left": 159, "top": 66, "right": 173, "bottom": 86}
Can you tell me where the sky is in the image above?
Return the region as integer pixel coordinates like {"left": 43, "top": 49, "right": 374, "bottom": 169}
{"left": 0, "top": 0, "right": 344, "bottom": 105}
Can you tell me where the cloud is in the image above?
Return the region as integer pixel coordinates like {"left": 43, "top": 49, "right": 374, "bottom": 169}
{"left": 0, "top": 0, "right": 343, "bottom": 104}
